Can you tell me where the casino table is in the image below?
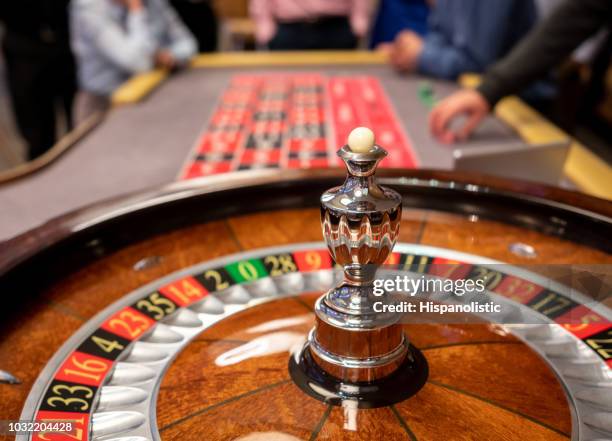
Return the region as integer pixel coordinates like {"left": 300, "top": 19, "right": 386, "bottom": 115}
{"left": 0, "top": 52, "right": 610, "bottom": 242}
{"left": 0, "top": 52, "right": 611, "bottom": 441}
{"left": 0, "top": 165, "right": 611, "bottom": 441}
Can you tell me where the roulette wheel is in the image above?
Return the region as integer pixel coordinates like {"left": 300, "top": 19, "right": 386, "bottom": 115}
{"left": 1, "top": 130, "right": 611, "bottom": 441}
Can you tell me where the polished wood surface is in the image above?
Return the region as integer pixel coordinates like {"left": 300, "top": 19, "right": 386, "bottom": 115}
{"left": 157, "top": 292, "right": 571, "bottom": 440}
{"left": 1, "top": 204, "right": 608, "bottom": 431}
{"left": 3, "top": 169, "right": 611, "bottom": 273}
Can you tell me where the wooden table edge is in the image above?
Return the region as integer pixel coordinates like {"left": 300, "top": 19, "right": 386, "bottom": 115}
{"left": 111, "top": 51, "right": 387, "bottom": 105}
{"left": 2, "top": 168, "right": 611, "bottom": 272}
{"left": 0, "top": 112, "right": 106, "bottom": 185}
{"left": 460, "top": 73, "right": 612, "bottom": 201}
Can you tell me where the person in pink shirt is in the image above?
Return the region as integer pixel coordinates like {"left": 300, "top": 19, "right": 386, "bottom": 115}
{"left": 250, "top": 0, "right": 370, "bottom": 50}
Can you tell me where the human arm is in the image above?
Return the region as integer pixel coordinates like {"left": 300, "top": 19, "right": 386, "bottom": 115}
{"left": 158, "top": 0, "right": 197, "bottom": 66}
{"left": 430, "top": 0, "right": 612, "bottom": 143}
{"left": 418, "top": 0, "right": 535, "bottom": 80}
{"left": 350, "top": 0, "right": 370, "bottom": 38}
{"left": 250, "top": 0, "right": 277, "bottom": 45}
{"left": 416, "top": 8, "right": 477, "bottom": 80}
{"left": 73, "top": 0, "right": 155, "bottom": 73}
{"left": 478, "top": 0, "right": 612, "bottom": 106}
{"left": 387, "top": 1, "right": 474, "bottom": 76}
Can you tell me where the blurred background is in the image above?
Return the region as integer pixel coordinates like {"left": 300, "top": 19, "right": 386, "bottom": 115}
{"left": 0, "top": 0, "right": 609, "bottom": 171}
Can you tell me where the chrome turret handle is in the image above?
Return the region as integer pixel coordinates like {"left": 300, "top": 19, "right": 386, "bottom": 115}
{"left": 308, "top": 127, "right": 408, "bottom": 382}
{"left": 321, "top": 128, "right": 402, "bottom": 312}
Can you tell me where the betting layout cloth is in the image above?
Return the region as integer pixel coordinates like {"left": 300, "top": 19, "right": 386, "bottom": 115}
{"left": 179, "top": 74, "right": 418, "bottom": 179}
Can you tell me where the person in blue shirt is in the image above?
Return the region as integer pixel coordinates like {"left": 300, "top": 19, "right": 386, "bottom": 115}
{"left": 370, "top": 0, "right": 430, "bottom": 49}
{"left": 71, "top": 0, "right": 197, "bottom": 122}
{"left": 386, "top": 0, "right": 537, "bottom": 80}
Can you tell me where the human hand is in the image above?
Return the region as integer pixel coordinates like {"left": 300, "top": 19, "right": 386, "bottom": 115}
{"left": 389, "top": 30, "right": 424, "bottom": 73}
{"left": 429, "top": 89, "right": 490, "bottom": 143}
{"left": 376, "top": 42, "right": 393, "bottom": 56}
{"left": 125, "top": 0, "right": 143, "bottom": 11}
{"left": 154, "top": 50, "right": 177, "bottom": 70}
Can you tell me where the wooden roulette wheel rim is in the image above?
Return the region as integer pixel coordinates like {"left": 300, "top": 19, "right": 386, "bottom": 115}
{"left": 0, "top": 169, "right": 611, "bottom": 441}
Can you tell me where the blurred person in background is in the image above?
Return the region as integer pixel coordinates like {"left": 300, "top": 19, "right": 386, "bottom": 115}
{"left": 0, "top": 0, "right": 76, "bottom": 160}
{"left": 250, "top": 0, "right": 370, "bottom": 50}
{"left": 370, "top": 0, "right": 430, "bottom": 49}
{"left": 429, "top": 0, "right": 612, "bottom": 144}
{"left": 385, "top": 0, "right": 537, "bottom": 80}
{"left": 71, "top": 0, "right": 197, "bottom": 122}
{"left": 169, "top": 0, "right": 218, "bottom": 52}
